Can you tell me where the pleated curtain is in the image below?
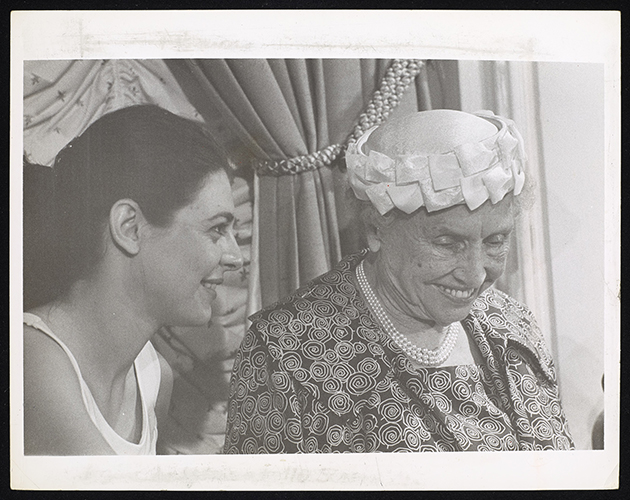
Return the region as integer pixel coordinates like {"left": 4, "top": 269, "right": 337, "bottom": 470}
{"left": 166, "top": 59, "right": 457, "bottom": 308}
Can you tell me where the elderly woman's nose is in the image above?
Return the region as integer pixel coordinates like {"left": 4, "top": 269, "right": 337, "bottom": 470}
{"left": 453, "top": 246, "right": 488, "bottom": 285}
{"left": 220, "top": 231, "right": 244, "bottom": 271}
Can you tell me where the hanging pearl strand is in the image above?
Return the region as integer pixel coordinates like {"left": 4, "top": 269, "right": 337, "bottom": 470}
{"left": 356, "top": 260, "right": 459, "bottom": 367}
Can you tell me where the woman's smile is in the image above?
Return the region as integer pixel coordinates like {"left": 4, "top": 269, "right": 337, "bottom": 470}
{"left": 201, "top": 278, "right": 223, "bottom": 300}
{"left": 434, "top": 284, "right": 476, "bottom": 302}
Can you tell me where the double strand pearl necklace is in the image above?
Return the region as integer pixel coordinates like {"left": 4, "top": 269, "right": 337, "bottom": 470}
{"left": 356, "top": 260, "right": 459, "bottom": 367}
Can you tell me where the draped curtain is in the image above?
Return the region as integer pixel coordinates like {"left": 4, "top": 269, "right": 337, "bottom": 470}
{"left": 166, "top": 59, "right": 457, "bottom": 309}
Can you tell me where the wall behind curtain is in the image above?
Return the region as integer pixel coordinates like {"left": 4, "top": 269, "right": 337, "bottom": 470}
{"left": 536, "top": 62, "right": 605, "bottom": 451}
{"left": 458, "top": 60, "right": 605, "bottom": 450}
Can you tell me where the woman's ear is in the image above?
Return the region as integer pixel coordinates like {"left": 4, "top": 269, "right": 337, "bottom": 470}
{"left": 366, "top": 225, "right": 382, "bottom": 253}
{"left": 109, "top": 199, "right": 145, "bottom": 256}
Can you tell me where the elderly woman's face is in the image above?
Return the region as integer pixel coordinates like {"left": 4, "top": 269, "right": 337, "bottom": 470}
{"left": 373, "top": 196, "right": 514, "bottom": 327}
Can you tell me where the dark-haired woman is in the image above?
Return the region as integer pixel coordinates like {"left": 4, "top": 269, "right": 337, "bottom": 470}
{"left": 23, "top": 105, "right": 243, "bottom": 455}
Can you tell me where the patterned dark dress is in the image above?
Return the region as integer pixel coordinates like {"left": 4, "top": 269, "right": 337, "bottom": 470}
{"left": 224, "top": 252, "right": 574, "bottom": 453}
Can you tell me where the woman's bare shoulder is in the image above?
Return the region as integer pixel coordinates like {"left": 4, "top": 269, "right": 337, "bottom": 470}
{"left": 23, "top": 324, "right": 114, "bottom": 455}
{"left": 23, "top": 322, "right": 78, "bottom": 384}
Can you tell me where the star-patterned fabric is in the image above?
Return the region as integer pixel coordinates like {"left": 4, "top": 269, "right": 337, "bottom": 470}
{"left": 224, "top": 251, "right": 574, "bottom": 453}
{"left": 23, "top": 59, "right": 202, "bottom": 166}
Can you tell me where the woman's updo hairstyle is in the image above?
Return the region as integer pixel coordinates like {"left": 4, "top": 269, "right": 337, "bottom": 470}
{"left": 24, "top": 104, "right": 231, "bottom": 309}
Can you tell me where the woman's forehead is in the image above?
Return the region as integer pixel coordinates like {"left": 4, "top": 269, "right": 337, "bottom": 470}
{"left": 178, "top": 171, "right": 235, "bottom": 216}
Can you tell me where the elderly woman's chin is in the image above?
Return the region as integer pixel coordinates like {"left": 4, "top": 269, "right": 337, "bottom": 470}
{"left": 425, "top": 296, "right": 478, "bottom": 326}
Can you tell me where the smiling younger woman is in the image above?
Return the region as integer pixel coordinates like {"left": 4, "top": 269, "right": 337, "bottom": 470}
{"left": 224, "top": 109, "right": 574, "bottom": 453}
{"left": 23, "top": 105, "right": 242, "bottom": 455}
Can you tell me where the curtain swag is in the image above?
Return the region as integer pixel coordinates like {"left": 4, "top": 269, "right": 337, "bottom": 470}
{"left": 252, "top": 59, "right": 425, "bottom": 177}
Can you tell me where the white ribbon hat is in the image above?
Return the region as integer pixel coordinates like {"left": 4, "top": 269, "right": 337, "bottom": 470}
{"left": 345, "top": 110, "right": 526, "bottom": 215}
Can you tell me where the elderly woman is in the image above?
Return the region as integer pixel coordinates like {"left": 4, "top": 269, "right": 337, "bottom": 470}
{"left": 224, "top": 109, "right": 574, "bottom": 453}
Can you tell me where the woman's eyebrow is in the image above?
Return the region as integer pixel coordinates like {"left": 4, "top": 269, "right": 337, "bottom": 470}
{"left": 427, "top": 225, "right": 468, "bottom": 237}
{"left": 488, "top": 223, "right": 515, "bottom": 234}
{"left": 205, "top": 212, "right": 235, "bottom": 223}
{"left": 427, "top": 223, "right": 514, "bottom": 237}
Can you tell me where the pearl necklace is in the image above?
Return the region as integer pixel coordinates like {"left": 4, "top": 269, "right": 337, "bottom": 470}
{"left": 356, "top": 260, "right": 459, "bottom": 367}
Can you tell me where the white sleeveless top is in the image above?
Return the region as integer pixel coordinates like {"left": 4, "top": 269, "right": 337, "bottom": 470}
{"left": 24, "top": 312, "right": 161, "bottom": 455}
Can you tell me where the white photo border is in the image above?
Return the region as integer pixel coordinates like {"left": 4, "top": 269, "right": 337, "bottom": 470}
{"left": 10, "top": 10, "right": 621, "bottom": 490}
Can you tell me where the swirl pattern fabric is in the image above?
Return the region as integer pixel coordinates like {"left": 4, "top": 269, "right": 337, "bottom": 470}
{"left": 224, "top": 252, "right": 574, "bottom": 453}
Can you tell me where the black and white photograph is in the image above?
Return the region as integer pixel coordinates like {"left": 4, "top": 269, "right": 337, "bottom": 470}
{"left": 10, "top": 10, "right": 620, "bottom": 490}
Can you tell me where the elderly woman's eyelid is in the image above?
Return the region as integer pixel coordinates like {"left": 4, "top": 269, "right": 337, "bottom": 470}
{"left": 434, "top": 235, "right": 458, "bottom": 245}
